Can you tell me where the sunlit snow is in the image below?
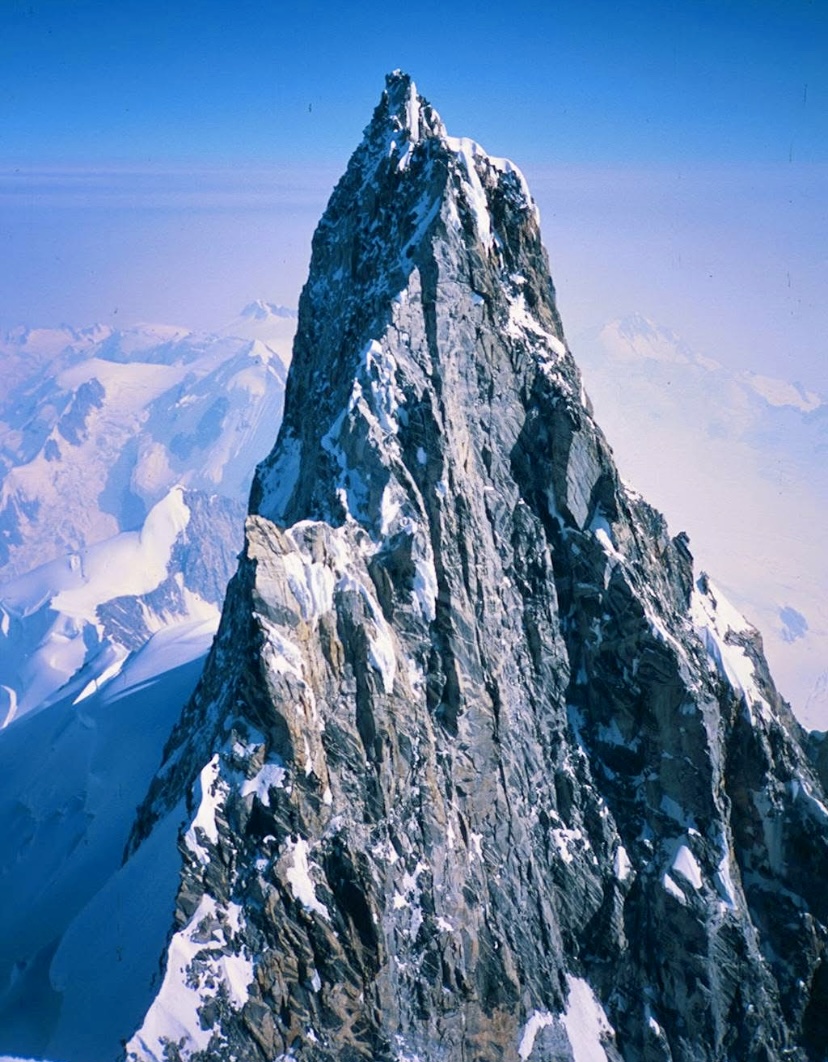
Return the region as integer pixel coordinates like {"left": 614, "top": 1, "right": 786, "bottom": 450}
{"left": 691, "top": 578, "right": 772, "bottom": 724}
{"left": 285, "top": 836, "right": 330, "bottom": 919}
{"left": 518, "top": 1011, "right": 555, "bottom": 1060}
{"left": 561, "top": 977, "right": 615, "bottom": 1062}
{"left": 671, "top": 842, "right": 703, "bottom": 890}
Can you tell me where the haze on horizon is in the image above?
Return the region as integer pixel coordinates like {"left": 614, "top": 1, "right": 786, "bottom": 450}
{"left": 1, "top": 0, "right": 826, "bottom": 389}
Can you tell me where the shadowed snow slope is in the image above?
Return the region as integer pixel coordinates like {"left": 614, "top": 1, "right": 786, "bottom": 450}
{"left": 0, "top": 620, "right": 213, "bottom": 1061}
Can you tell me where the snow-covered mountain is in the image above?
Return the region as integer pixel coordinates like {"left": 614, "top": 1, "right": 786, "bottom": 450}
{"left": 0, "top": 304, "right": 292, "bottom": 580}
{"left": 573, "top": 314, "right": 827, "bottom": 728}
{"left": 107, "top": 72, "right": 825, "bottom": 1062}
{"left": 2, "top": 72, "right": 827, "bottom": 1062}
{"left": 0, "top": 305, "right": 293, "bottom": 725}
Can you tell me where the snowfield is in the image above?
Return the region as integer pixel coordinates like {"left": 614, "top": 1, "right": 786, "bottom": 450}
{"left": 0, "top": 620, "right": 214, "bottom": 1059}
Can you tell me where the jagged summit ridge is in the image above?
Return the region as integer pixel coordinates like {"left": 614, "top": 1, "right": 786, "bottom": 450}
{"left": 252, "top": 72, "right": 563, "bottom": 536}
{"left": 377, "top": 70, "right": 447, "bottom": 155}
{"left": 124, "top": 74, "right": 828, "bottom": 1062}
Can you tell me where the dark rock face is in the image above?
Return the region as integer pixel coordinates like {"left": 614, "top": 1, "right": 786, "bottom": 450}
{"left": 124, "top": 74, "right": 828, "bottom": 1062}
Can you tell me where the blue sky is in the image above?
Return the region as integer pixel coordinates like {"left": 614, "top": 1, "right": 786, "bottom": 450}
{"left": 1, "top": 0, "right": 826, "bottom": 384}
{"left": 3, "top": 0, "right": 825, "bottom": 165}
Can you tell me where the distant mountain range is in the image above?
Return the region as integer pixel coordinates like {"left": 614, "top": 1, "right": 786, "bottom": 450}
{"left": 0, "top": 303, "right": 293, "bottom": 724}
{"left": 0, "top": 300, "right": 294, "bottom": 578}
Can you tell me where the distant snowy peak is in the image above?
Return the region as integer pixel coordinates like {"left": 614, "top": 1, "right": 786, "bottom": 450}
{"left": 89, "top": 323, "right": 195, "bottom": 364}
{"left": 1, "top": 321, "right": 110, "bottom": 355}
{"left": 599, "top": 314, "right": 703, "bottom": 366}
{"left": 599, "top": 314, "right": 824, "bottom": 413}
{"left": 0, "top": 321, "right": 197, "bottom": 384}
{"left": 742, "top": 370, "right": 822, "bottom": 414}
{"left": 219, "top": 302, "right": 296, "bottom": 368}
{"left": 0, "top": 323, "right": 108, "bottom": 391}
{"left": 239, "top": 300, "right": 297, "bottom": 322}
{"left": 0, "top": 315, "right": 290, "bottom": 579}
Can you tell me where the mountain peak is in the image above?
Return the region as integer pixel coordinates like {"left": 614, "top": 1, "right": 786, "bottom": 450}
{"left": 123, "top": 75, "right": 828, "bottom": 1062}
{"left": 239, "top": 299, "right": 297, "bottom": 321}
{"left": 376, "top": 69, "right": 446, "bottom": 154}
{"left": 251, "top": 75, "right": 561, "bottom": 529}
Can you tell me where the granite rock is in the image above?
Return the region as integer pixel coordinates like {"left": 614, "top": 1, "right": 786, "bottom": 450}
{"left": 124, "top": 74, "right": 828, "bottom": 1062}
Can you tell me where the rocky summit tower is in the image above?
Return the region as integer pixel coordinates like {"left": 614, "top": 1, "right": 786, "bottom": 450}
{"left": 124, "top": 73, "right": 828, "bottom": 1062}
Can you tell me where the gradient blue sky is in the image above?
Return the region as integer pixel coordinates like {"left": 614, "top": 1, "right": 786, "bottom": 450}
{"left": 2, "top": 0, "right": 826, "bottom": 384}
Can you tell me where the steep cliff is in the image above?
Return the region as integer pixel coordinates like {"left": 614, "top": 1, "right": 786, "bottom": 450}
{"left": 124, "top": 73, "right": 828, "bottom": 1062}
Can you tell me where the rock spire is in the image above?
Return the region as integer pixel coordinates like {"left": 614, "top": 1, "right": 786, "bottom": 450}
{"left": 125, "top": 73, "right": 828, "bottom": 1062}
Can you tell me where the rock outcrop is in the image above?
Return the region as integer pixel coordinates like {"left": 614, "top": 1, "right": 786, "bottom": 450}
{"left": 124, "top": 73, "right": 828, "bottom": 1062}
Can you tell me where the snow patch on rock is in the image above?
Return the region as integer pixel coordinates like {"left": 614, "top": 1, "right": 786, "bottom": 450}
{"left": 691, "top": 577, "right": 772, "bottom": 723}
{"left": 285, "top": 837, "right": 330, "bottom": 919}
{"left": 124, "top": 893, "right": 254, "bottom": 1061}
{"left": 561, "top": 976, "right": 615, "bottom": 1062}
